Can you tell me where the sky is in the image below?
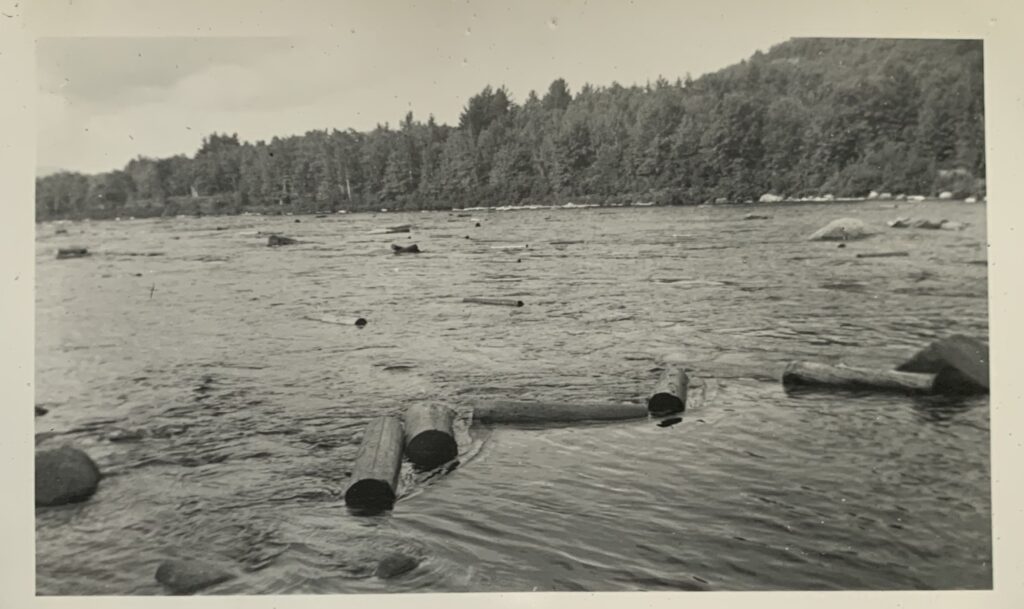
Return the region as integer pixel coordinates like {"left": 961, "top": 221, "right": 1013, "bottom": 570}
{"left": 35, "top": 3, "right": 820, "bottom": 174}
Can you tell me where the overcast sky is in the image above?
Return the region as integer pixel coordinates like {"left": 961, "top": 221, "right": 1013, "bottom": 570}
{"left": 37, "top": 3, "right": 803, "bottom": 174}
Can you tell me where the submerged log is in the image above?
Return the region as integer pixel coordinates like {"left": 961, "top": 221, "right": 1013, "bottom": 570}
{"left": 473, "top": 400, "right": 648, "bottom": 425}
{"left": 391, "top": 243, "right": 421, "bottom": 254}
{"left": 344, "top": 416, "right": 404, "bottom": 512}
{"left": 647, "top": 367, "right": 689, "bottom": 415}
{"left": 855, "top": 252, "right": 910, "bottom": 258}
{"left": 782, "top": 361, "right": 936, "bottom": 393}
{"left": 402, "top": 404, "right": 458, "bottom": 469}
{"left": 35, "top": 446, "right": 101, "bottom": 506}
{"left": 463, "top": 297, "right": 524, "bottom": 307}
{"left": 807, "top": 218, "right": 872, "bottom": 241}
{"left": 386, "top": 224, "right": 412, "bottom": 233}
{"left": 896, "top": 335, "right": 989, "bottom": 394}
{"left": 56, "top": 246, "right": 90, "bottom": 259}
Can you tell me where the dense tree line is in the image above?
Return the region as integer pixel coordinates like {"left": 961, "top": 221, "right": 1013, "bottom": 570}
{"left": 36, "top": 38, "right": 985, "bottom": 221}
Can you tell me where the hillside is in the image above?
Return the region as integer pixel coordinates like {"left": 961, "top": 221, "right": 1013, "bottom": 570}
{"left": 35, "top": 37, "right": 985, "bottom": 220}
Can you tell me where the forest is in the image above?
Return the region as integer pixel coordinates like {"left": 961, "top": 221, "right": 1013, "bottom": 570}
{"left": 35, "top": 37, "right": 986, "bottom": 221}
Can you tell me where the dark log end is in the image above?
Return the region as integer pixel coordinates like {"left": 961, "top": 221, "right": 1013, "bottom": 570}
{"left": 354, "top": 318, "right": 368, "bottom": 327}
{"left": 648, "top": 393, "right": 685, "bottom": 416}
{"left": 405, "top": 430, "right": 458, "bottom": 470}
{"left": 344, "top": 479, "right": 396, "bottom": 512}
{"left": 515, "top": 300, "right": 524, "bottom": 307}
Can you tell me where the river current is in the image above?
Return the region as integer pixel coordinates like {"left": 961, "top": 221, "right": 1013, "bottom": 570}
{"left": 35, "top": 200, "right": 990, "bottom": 594}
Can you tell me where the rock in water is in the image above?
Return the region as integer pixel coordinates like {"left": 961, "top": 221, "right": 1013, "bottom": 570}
{"left": 155, "top": 559, "right": 236, "bottom": 594}
{"left": 807, "top": 218, "right": 872, "bottom": 241}
{"left": 267, "top": 234, "right": 297, "bottom": 246}
{"left": 35, "top": 446, "right": 101, "bottom": 506}
{"left": 375, "top": 553, "right": 420, "bottom": 579}
{"left": 896, "top": 335, "right": 989, "bottom": 394}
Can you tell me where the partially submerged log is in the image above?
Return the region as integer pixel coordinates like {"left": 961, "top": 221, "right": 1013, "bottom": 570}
{"left": 56, "top": 246, "right": 90, "bottom": 259}
{"left": 35, "top": 446, "right": 101, "bottom": 506}
{"left": 386, "top": 224, "right": 411, "bottom": 233}
{"left": 473, "top": 400, "right": 648, "bottom": 425}
{"left": 402, "top": 404, "right": 458, "bottom": 469}
{"left": 344, "top": 416, "right": 404, "bottom": 512}
{"left": 267, "top": 234, "right": 297, "bottom": 246}
{"left": 463, "top": 297, "right": 524, "bottom": 307}
{"left": 743, "top": 213, "right": 771, "bottom": 220}
{"left": 856, "top": 252, "right": 910, "bottom": 258}
{"left": 782, "top": 361, "right": 936, "bottom": 393}
{"left": 896, "top": 335, "right": 989, "bottom": 394}
{"left": 391, "top": 243, "right": 421, "bottom": 254}
{"left": 647, "top": 367, "right": 689, "bottom": 415}
{"left": 304, "top": 314, "right": 368, "bottom": 327}
{"left": 910, "top": 219, "right": 947, "bottom": 230}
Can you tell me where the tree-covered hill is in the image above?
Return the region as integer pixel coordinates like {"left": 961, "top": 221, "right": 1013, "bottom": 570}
{"left": 35, "top": 37, "right": 985, "bottom": 221}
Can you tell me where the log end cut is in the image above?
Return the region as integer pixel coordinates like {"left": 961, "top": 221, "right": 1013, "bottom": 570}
{"left": 344, "top": 479, "right": 397, "bottom": 511}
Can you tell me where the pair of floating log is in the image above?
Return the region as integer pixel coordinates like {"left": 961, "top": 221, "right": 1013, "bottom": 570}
{"left": 472, "top": 366, "right": 689, "bottom": 424}
{"left": 56, "top": 247, "right": 90, "bottom": 259}
{"left": 463, "top": 297, "right": 524, "bottom": 307}
{"left": 782, "top": 335, "right": 989, "bottom": 395}
{"left": 392, "top": 243, "right": 420, "bottom": 254}
{"left": 344, "top": 405, "right": 458, "bottom": 512}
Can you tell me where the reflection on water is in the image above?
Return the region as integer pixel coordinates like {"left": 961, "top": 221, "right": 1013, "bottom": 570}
{"left": 35, "top": 201, "right": 989, "bottom": 593}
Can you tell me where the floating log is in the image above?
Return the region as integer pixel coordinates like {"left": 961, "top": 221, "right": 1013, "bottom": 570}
{"left": 392, "top": 243, "right": 421, "bottom": 254}
{"left": 402, "top": 404, "right": 458, "bottom": 469}
{"left": 473, "top": 400, "right": 649, "bottom": 425}
{"left": 550, "top": 240, "right": 585, "bottom": 245}
{"left": 344, "top": 416, "right": 404, "bottom": 512}
{"left": 56, "top": 246, "right": 90, "bottom": 259}
{"left": 304, "top": 314, "right": 368, "bottom": 327}
{"left": 896, "top": 335, "right": 989, "bottom": 394}
{"left": 386, "top": 224, "right": 411, "bottom": 233}
{"left": 463, "top": 297, "right": 523, "bottom": 307}
{"left": 782, "top": 361, "right": 936, "bottom": 393}
{"left": 490, "top": 244, "right": 529, "bottom": 251}
{"left": 648, "top": 367, "right": 689, "bottom": 415}
{"left": 743, "top": 213, "right": 771, "bottom": 220}
{"left": 657, "top": 416, "right": 683, "bottom": 428}
{"left": 856, "top": 252, "right": 910, "bottom": 258}
{"left": 267, "top": 234, "right": 297, "bottom": 246}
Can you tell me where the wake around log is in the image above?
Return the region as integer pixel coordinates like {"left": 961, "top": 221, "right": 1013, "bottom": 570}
{"left": 473, "top": 400, "right": 649, "bottom": 425}
{"left": 402, "top": 404, "right": 458, "bottom": 469}
{"left": 344, "top": 416, "right": 404, "bottom": 512}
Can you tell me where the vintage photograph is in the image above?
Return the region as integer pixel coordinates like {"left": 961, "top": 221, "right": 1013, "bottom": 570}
{"left": 31, "top": 3, "right": 991, "bottom": 597}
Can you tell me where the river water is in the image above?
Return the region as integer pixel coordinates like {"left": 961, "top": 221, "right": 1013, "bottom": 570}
{"left": 34, "top": 200, "right": 990, "bottom": 594}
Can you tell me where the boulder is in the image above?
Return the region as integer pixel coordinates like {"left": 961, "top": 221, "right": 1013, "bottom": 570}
{"left": 896, "top": 335, "right": 988, "bottom": 394}
{"left": 879, "top": 192, "right": 893, "bottom": 200}
{"left": 938, "top": 191, "right": 954, "bottom": 200}
{"left": 374, "top": 553, "right": 420, "bottom": 579}
{"left": 267, "top": 234, "right": 297, "bottom": 246}
{"left": 910, "top": 219, "right": 947, "bottom": 230}
{"left": 908, "top": 195, "right": 926, "bottom": 202}
{"left": 867, "top": 191, "right": 880, "bottom": 199}
{"left": 714, "top": 197, "right": 729, "bottom": 205}
{"left": 965, "top": 196, "right": 978, "bottom": 203}
{"left": 807, "top": 218, "right": 872, "bottom": 241}
{"left": 940, "top": 221, "right": 967, "bottom": 231}
{"left": 155, "top": 558, "right": 236, "bottom": 594}
{"left": 35, "top": 446, "right": 101, "bottom": 506}
{"left": 35, "top": 405, "right": 49, "bottom": 416}
{"left": 758, "top": 193, "right": 783, "bottom": 203}
{"left": 887, "top": 217, "right": 911, "bottom": 228}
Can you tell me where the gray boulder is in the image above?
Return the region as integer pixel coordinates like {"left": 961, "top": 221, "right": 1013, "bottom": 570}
{"left": 35, "top": 446, "right": 101, "bottom": 506}
{"left": 808, "top": 218, "right": 872, "bottom": 241}
{"left": 374, "top": 553, "right": 420, "bottom": 579}
{"left": 155, "top": 558, "right": 236, "bottom": 594}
